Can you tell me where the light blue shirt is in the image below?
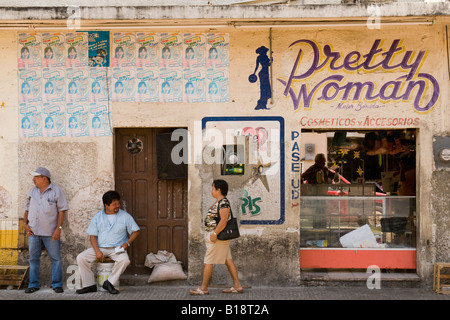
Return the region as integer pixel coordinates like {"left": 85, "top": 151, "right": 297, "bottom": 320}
{"left": 25, "top": 183, "right": 69, "bottom": 236}
{"left": 86, "top": 209, "right": 140, "bottom": 248}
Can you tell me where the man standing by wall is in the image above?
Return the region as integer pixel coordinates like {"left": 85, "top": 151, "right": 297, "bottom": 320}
{"left": 23, "top": 167, "right": 69, "bottom": 293}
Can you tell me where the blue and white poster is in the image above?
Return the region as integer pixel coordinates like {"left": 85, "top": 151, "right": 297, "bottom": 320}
{"left": 183, "top": 69, "right": 205, "bottom": 103}
{"left": 42, "top": 68, "right": 65, "bottom": 104}
{"left": 66, "top": 67, "right": 89, "bottom": 103}
{"left": 18, "top": 32, "right": 229, "bottom": 138}
{"left": 206, "top": 68, "right": 229, "bottom": 103}
{"left": 89, "top": 68, "right": 109, "bottom": 103}
{"left": 159, "top": 68, "right": 182, "bottom": 103}
{"left": 19, "top": 69, "right": 42, "bottom": 104}
{"left": 67, "top": 103, "right": 89, "bottom": 137}
{"left": 111, "top": 67, "right": 136, "bottom": 102}
{"left": 136, "top": 68, "right": 159, "bottom": 102}
{"left": 43, "top": 103, "right": 66, "bottom": 137}
{"left": 20, "top": 103, "right": 42, "bottom": 138}
{"left": 89, "top": 103, "right": 112, "bottom": 137}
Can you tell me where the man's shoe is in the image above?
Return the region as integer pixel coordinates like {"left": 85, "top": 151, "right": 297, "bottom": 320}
{"left": 25, "top": 287, "right": 39, "bottom": 293}
{"left": 76, "top": 284, "right": 97, "bottom": 294}
{"left": 102, "top": 280, "right": 119, "bottom": 294}
{"left": 53, "top": 287, "right": 64, "bottom": 293}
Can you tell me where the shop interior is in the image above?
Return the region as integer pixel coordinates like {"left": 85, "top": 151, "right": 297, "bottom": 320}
{"left": 299, "top": 129, "right": 417, "bottom": 269}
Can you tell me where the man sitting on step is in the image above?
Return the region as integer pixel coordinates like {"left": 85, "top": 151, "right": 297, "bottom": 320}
{"left": 76, "top": 190, "right": 140, "bottom": 294}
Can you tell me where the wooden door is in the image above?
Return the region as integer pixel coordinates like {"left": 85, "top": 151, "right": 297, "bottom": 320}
{"left": 114, "top": 128, "right": 188, "bottom": 274}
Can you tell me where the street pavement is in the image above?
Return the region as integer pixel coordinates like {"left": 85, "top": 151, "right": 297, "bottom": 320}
{"left": 1, "top": 283, "right": 449, "bottom": 318}
{"left": 1, "top": 283, "right": 450, "bottom": 300}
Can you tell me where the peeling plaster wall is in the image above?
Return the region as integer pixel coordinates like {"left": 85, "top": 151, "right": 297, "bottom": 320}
{"left": 15, "top": 139, "right": 113, "bottom": 283}
{"left": 0, "top": 3, "right": 449, "bottom": 22}
{"left": 0, "top": 31, "right": 19, "bottom": 220}
{"left": 418, "top": 23, "right": 450, "bottom": 282}
{"left": 1, "top": 15, "right": 450, "bottom": 287}
{"left": 428, "top": 22, "right": 450, "bottom": 270}
{"left": 0, "top": 187, "right": 13, "bottom": 219}
{"left": 18, "top": 140, "right": 112, "bottom": 202}
{"left": 431, "top": 171, "right": 450, "bottom": 262}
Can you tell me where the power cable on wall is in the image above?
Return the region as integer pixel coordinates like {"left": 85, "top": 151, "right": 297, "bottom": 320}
{"left": 446, "top": 25, "right": 450, "bottom": 81}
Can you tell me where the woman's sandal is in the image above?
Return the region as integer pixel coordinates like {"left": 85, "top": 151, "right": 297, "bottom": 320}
{"left": 223, "top": 287, "right": 243, "bottom": 294}
{"left": 189, "top": 288, "right": 209, "bottom": 295}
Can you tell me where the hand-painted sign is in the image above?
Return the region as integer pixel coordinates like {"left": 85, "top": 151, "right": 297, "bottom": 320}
{"left": 278, "top": 39, "right": 440, "bottom": 114}
{"left": 250, "top": 46, "right": 272, "bottom": 110}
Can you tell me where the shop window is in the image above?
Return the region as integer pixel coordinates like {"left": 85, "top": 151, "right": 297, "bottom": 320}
{"left": 299, "top": 129, "right": 417, "bottom": 269}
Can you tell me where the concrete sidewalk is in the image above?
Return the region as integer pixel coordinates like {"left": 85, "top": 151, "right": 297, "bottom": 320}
{"left": 1, "top": 283, "right": 449, "bottom": 319}
{"left": 1, "top": 283, "right": 450, "bottom": 300}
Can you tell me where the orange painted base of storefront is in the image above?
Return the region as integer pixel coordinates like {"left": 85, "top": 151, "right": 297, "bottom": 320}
{"left": 300, "top": 248, "right": 416, "bottom": 269}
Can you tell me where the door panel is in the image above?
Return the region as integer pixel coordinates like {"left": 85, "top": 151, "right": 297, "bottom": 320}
{"left": 114, "top": 128, "right": 188, "bottom": 273}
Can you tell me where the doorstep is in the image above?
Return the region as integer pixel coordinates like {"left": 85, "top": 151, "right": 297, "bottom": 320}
{"left": 120, "top": 273, "right": 189, "bottom": 286}
{"left": 301, "top": 270, "right": 421, "bottom": 287}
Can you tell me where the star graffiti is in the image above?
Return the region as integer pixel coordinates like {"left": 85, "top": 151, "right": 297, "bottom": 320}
{"left": 250, "top": 156, "right": 277, "bottom": 192}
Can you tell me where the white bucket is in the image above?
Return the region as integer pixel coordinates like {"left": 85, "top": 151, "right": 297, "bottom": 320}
{"left": 96, "top": 262, "right": 119, "bottom": 291}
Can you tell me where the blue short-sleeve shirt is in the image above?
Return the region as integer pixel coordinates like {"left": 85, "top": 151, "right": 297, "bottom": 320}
{"left": 86, "top": 209, "right": 140, "bottom": 248}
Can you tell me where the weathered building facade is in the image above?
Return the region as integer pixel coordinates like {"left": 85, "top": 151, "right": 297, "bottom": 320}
{"left": 0, "top": 1, "right": 450, "bottom": 287}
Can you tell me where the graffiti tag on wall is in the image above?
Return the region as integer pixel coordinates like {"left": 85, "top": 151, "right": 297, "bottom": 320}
{"left": 240, "top": 190, "right": 262, "bottom": 216}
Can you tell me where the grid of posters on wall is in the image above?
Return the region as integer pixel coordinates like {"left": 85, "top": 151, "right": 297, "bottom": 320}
{"left": 18, "top": 32, "right": 230, "bottom": 138}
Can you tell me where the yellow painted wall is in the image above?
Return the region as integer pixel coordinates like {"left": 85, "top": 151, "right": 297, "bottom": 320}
{"left": 0, "top": 229, "right": 19, "bottom": 248}
{"left": 0, "top": 219, "right": 25, "bottom": 265}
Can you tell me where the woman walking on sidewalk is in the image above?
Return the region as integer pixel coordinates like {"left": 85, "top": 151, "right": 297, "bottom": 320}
{"left": 190, "top": 179, "right": 243, "bottom": 295}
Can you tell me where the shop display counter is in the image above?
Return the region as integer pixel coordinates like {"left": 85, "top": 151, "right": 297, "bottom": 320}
{"left": 300, "top": 184, "right": 416, "bottom": 269}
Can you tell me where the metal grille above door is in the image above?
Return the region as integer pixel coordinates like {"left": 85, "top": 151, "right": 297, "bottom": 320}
{"left": 156, "top": 131, "right": 187, "bottom": 180}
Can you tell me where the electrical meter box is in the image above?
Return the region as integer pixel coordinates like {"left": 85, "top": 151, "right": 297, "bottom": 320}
{"left": 433, "top": 136, "right": 450, "bottom": 170}
{"left": 221, "top": 144, "right": 245, "bottom": 175}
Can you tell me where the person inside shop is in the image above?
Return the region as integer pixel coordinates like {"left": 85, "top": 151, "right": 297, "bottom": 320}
{"left": 76, "top": 190, "right": 140, "bottom": 294}
{"left": 397, "top": 153, "right": 416, "bottom": 196}
{"left": 301, "top": 154, "right": 338, "bottom": 229}
{"left": 301, "top": 153, "right": 338, "bottom": 184}
{"left": 24, "top": 167, "right": 69, "bottom": 294}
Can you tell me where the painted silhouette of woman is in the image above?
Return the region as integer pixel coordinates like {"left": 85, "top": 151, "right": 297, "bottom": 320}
{"left": 251, "top": 46, "right": 272, "bottom": 110}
